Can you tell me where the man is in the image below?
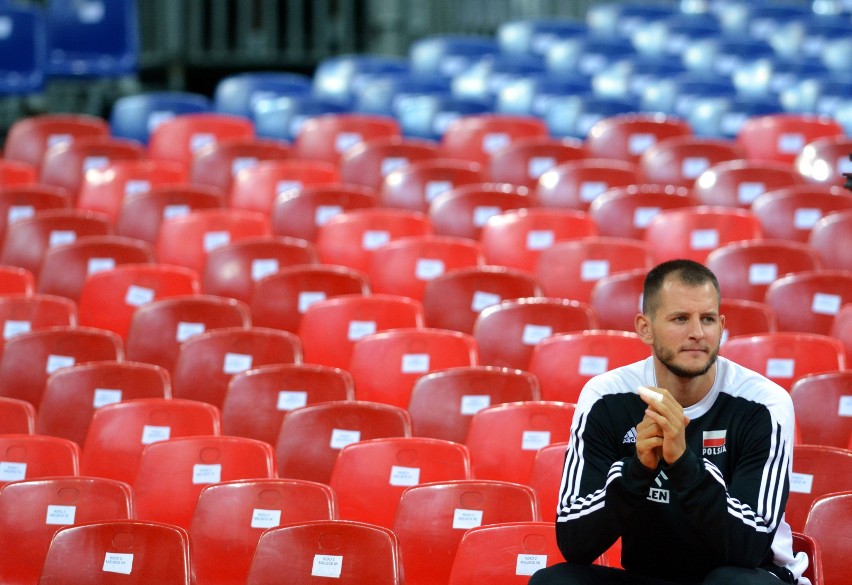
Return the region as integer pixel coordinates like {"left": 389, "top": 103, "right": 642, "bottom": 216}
{"left": 530, "top": 259, "right": 809, "bottom": 584}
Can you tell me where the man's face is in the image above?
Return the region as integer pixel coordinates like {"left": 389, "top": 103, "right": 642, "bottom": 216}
{"left": 644, "top": 279, "right": 725, "bottom": 379}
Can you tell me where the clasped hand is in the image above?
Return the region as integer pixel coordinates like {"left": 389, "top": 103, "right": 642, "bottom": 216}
{"left": 636, "top": 387, "right": 690, "bottom": 470}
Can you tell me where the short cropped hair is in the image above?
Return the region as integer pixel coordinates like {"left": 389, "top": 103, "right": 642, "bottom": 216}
{"left": 642, "top": 259, "right": 721, "bottom": 316}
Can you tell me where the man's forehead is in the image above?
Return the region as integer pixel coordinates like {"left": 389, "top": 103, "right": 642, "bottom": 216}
{"left": 658, "top": 279, "right": 719, "bottom": 309}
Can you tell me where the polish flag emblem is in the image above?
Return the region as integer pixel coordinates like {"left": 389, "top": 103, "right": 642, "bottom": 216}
{"left": 703, "top": 430, "right": 726, "bottom": 449}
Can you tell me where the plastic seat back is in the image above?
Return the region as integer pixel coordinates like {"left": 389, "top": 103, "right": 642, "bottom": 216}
{"left": 0, "top": 265, "right": 34, "bottom": 297}
{"left": 213, "top": 71, "right": 312, "bottom": 117}
{"left": 528, "top": 442, "right": 569, "bottom": 521}
{"left": 0, "top": 160, "right": 38, "bottom": 187}
{"left": 796, "top": 135, "right": 852, "bottom": 186}
{"left": 810, "top": 209, "right": 852, "bottom": 271}
{"left": 440, "top": 114, "right": 549, "bottom": 166}
{"left": 803, "top": 491, "right": 852, "bottom": 585}
{"left": 270, "top": 184, "right": 376, "bottom": 242}
{"left": 276, "top": 400, "right": 411, "bottom": 484}
{"left": 0, "top": 434, "right": 79, "bottom": 487}
{"left": 380, "top": 159, "right": 486, "bottom": 213}
{"left": 584, "top": 113, "right": 692, "bottom": 163}
{"left": 229, "top": 159, "right": 340, "bottom": 214}
{"left": 765, "top": 270, "right": 852, "bottom": 335}
{"left": 148, "top": 113, "right": 255, "bottom": 168}
{"left": 0, "top": 186, "right": 71, "bottom": 250}
{"left": 736, "top": 113, "right": 844, "bottom": 164}
{"left": 189, "top": 138, "right": 292, "bottom": 196}
{"left": 339, "top": 136, "right": 441, "bottom": 191}
{"left": 832, "top": 304, "right": 852, "bottom": 366}
{"left": 4, "top": 114, "right": 109, "bottom": 169}
{"left": 109, "top": 90, "right": 211, "bottom": 145}
{"left": 588, "top": 184, "right": 697, "bottom": 240}
{"left": 428, "top": 183, "right": 532, "bottom": 240}
{"left": 694, "top": 159, "right": 808, "bottom": 208}
{"left": 0, "top": 293, "right": 77, "bottom": 360}
{"left": 588, "top": 269, "right": 646, "bottom": 332}
{"left": 751, "top": 185, "right": 852, "bottom": 243}
{"left": 115, "top": 184, "right": 224, "bottom": 245}
{"left": 786, "top": 445, "right": 852, "bottom": 533}
{"left": 791, "top": 371, "right": 852, "bottom": 449}
{"left": 528, "top": 331, "right": 651, "bottom": 403}
{"left": 81, "top": 397, "right": 220, "bottom": 484}
{"left": 718, "top": 299, "right": 777, "bottom": 345}
{"left": 0, "top": 4, "right": 46, "bottom": 97}
{"left": 0, "top": 396, "right": 36, "bottom": 434}
{"left": 535, "top": 158, "right": 639, "bottom": 211}
{"left": 488, "top": 136, "right": 586, "bottom": 190}
{"left": 791, "top": 532, "right": 824, "bottom": 585}
{"left": 638, "top": 136, "right": 746, "bottom": 188}
{"left": 294, "top": 113, "right": 401, "bottom": 165}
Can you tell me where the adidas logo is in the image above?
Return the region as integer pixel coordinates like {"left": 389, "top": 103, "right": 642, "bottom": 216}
{"left": 623, "top": 427, "right": 637, "bottom": 444}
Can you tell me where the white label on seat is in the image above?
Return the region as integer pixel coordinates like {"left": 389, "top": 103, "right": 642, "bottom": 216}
{"left": 232, "top": 157, "right": 258, "bottom": 177}
{"left": 46, "top": 355, "right": 75, "bottom": 374}
{"left": 347, "top": 320, "right": 376, "bottom": 341}
{"left": 312, "top": 555, "right": 343, "bottom": 578}
{"left": 483, "top": 133, "right": 510, "bottom": 154}
{"left": 401, "top": 353, "right": 430, "bottom": 373}
{"left": 522, "top": 430, "right": 551, "bottom": 451}
{"left": 48, "top": 230, "right": 76, "bottom": 247}
{"left": 471, "top": 291, "right": 500, "bottom": 312}
{"left": 415, "top": 258, "right": 445, "bottom": 280}
{"left": 381, "top": 157, "right": 409, "bottom": 176}
{"left": 147, "top": 111, "right": 174, "bottom": 133}
{"left": 452, "top": 508, "right": 484, "bottom": 529}
{"left": 748, "top": 263, "right": 777, "bottom": 285}
{"left": 526, "top": 230, "right": 554, "bottom": 250}
{"left": 78, "top": 1, "right": 105, "bottom": 23}
{"left": 689, "top": 229, "right": 718, "bottom": 250}
{"left": 522, "top": 324, "right": 552, "bottom": 345}
{"left": 125, "top": 285, "right": 154, "bottom": 307}
{"left": 93, "top": 388, "right": 122, "bottom": 408}
{"left": 528, "top": 157, "right": 556, "bottom": 179}
{"left": 250, "top": 508, "right": 282, "bottom": 529}
{"left": 298, "top": 291, "right": 326, "bottom": 314}
{"left": 47, "top": 134, "right": 73, "bottom": 149}
{"left": 251, "top": 258, "right": 279, "bottom": 282}
{"left": 224, "top": 352, "right": 253, "bottom": 374}
{"left": 83, "top": 156, "right": 110, "bottom": 173}
{"left": 193, "top": 463, "right": 222, "bottom": 484}
{"left": 766, "top": 358, "right": 795, "bottom": 378}
{"left": 426, "top": 180, "right": 453, "bottom": 202}
{"left": 190, "top": 133, "right": 216, "bottom": 152}
{"left": 580, "top": 181, "right": 607, "bottom": 202}
{"left": 789, "top": 472, "right": 813, "bottom": 494}
{"left": 176, "top": 321, "right": 205, "bottom": 342}
{"left": 581, "top": 260, "right": 609, "bottom": 281}
{"left": 87, "top": 257, "right": 116, "bottom": 275}
{"left": 0, "top": 17, "right": 11, "bottom": 39}
{"left": 45, "top": 505, "right": 76, "bottom": 525}
{"left": 389, "top": 465, "right": 420, "bottom": 486}
{"left": 778, "top": 133, "right": 805, "bottom": 154}
{"left": 737, "top": 182, "right": 765, "bottom": 205}
{"left": 517, "top": 554, "right": 548, "bottom": 576}
{"left": 275, "top": 180, "right": 302, "bottom": 196}
{"left": 203, "top": 230, "right": 231, "bottom": 252}
{"left": 141, "top": 425, "right": 170, "bottom": 445}
{"left": 838, "top": 395, "right": 852, "bottom": 417}
{"left": 812, "top": 293, "right": 841, "bottom": 315}
{"left": 3, "top": 320, "right": 30, "bottom": 340}
{"left": 102, "top": 552, "right": 133, "bottom": 575}
{"left": 579, "top": 355, "right": 608, "bottom": 376}
{"left": 315, "top": 205, "right": 343, "bottom": 226}
{"left": 633, "top": 207, "right": 660, "bottom": 228}
{"left": 124, "top": 179, "right": 151, "bottom": 198}
{"left": 277, "top": 390, "right": 308, "bottom": 411}
{"left": 7, "top": 205, "right": 34, "bottom": 224}
{"left": 460, "top": 394, "right": 491, "bottom": 415}
{"left": 682, "top": 157, "right": 709, "bottom": 178}
{"left": 793, "top": 208, "right": 822, "bottom": 230}
{"left": 0, "top": 462, "right": 26, "bottom": 481}
{"left": 336, "top": 132, "right": 362, "bottom": 153}
{"left": 330, "top": 428, "right": 360, "bottom": 450}
{"left": 628, "top": 133, "right": 656, "bottom": 155}
{"left": 362, "top": 230, "right": 390, "bottom": 250}
{"left": 473, "top": 206, "right": 501, "bottom": 227}
{"left": 163, "top": 204, "right": 191, "bottom": 220}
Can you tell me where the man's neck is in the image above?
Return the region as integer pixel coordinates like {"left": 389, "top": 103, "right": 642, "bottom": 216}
{"left": 654, "top": 360, "right": 717, "bottom": 408}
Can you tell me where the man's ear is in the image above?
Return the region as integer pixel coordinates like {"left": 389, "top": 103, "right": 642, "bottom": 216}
{"left": 635, "top": 312, "right": 653, "bottom": 346}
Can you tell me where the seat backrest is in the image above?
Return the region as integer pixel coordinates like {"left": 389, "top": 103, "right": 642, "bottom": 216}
{"left": 751, "top": 185, "right": 852, "bottom": 242}
{"left": 0, "top": 293, "right": 77, "bottom": 360}
{"left": 584, "top": 113, "right": 692, "bottom": 163}
{"left": 787, "top": 445, "right": 852, "bottom": 533}
{"left": 705, "top": 239, "right": 822, "bottom": 303}
{"left": 448, "top": 521, "right": 567, "bottom": 584}
{"left": 329, "top": 437, "right": 471, "bottom": 528}
{"left": 528, "top": 441, "right": 569, "bottom": 521}
{"left": 803, "top": 491, "right": 852, "bottom": 585}
{"left": 189, "top": 138, "right": 292, "bottom": 196}
{"left": 276, "top": 400, "right": 411, "bottom": 485}
{"left": 473, "top": 297, "right": 598, "bottom": 370}
{"left": 0, "top": 265, "right": 35, "bottom": 297}
{"left": 200, "top": 236, "right": 319, "bottom": 303}
{"left": 77, "top": 263, "right": 201, "bottom": 340}
{"left": 693, "top": 159, "right": 808, "bottom": 208}
{"left": 339, "top": 136, "right": 442, "bottom": 191}
{"left": 246, "top": 520, "right": 403, "bottom": 585}
{"left": 408, "top": 366, "right": 541, "bottom": 443}
{"left": 109, "top": 90, "right": 212, "bottom": 145}
{"left": 736, "top": 113, "right": 844, "bottom": 164}
{"left": 587, "top": 184, "right": 697, "bottom": 240}
{"left": 221, "top": 363, "right": 355, "bottom": 445}
{"left": 465, "top": 401, "right": 575, "bottom": 484}
{"left": 791, "top": 371, "right": 852, "bottom": 449}
{"left": 229, "top": 159, "right": 340, "bottom": 215}
{"left": 440, "top": 114, "right": 549, "bottom": 166}
{"left": 297, "top": 294, "right": 425, "bottom": 368}
{"left": 0, "top": 185, "right": 70, "bottom": 250}
{"left": 718, "top": 299, "right": 777, "bottom": 344}
{"left": 4, "top": 114, "right": 109, "bottom": 169}
{"left": 0, "top": 326, "right": 123, "bottom": 407}
{"left": 0, "top": 160, "right": 38, "bottom": 188}
{"left": 125, "top": 294, "right": 251, "bottom": 374}
{"left": 765, "top": 270, "right": 852, "bottom": 335}
{"left": 213, "top": 71, "right": 312, "bottom": 117}
{"left": 394, "top": 481, "right": 539, "bottom": 585}
{"left": 588, "top": 268, "right": 646, "bottom": 332}
{"left": 133, "top": 435, "right": 276, "bottom": 529}
{"left": 0, "top": 477, "right": 133, "bottom": 585}
{"left": 0, "top": 4, "right": 46, "bottom": 96}
{"left": 379, "top": 158, "right": 486, "bottom": 213}
{"left": 720, "top": 332, "right": 846, "bottom": 392}
{"left": 638, "top": 136, "right": 746, "bottom": 188}
{"left": 293, "top": 113, "right": 401, "bottom": 165}
{"left": 38, "top": 520, "right": 192, "bottom": 585}
{"left": 428, "top": 183, "right": 532, "bottom": 240}
{"left": 534, "top": 158, "right": 640, "bottom": 211}
{"left": 349, "top": 328, "right": 479, "bottom": 409}
{"left": 809, "top": 209, "right": 852, "bottom": 271}
{"left": 528, "top": 331, "right": 651, "bottom": 403}
{"left": 115, "top": 185, "right": 224, "bottom": 245}
{"left": 791, "top": 531, "right": 824, "bottom": 585}
{"left": 832, "top": 303, "right": 852, "bottom": 366}
{"left": 172, "top": 326, "right": 301, "bottom": 409}
{"left": 147, "top": 113, "right": 255, "bottom": 168}
{"left": 270, "top": 184, "right": 376, "bottom": 242}
{"left": 250, "top": 265, "right": 371, "bottom": 333}
{"left": 190, "top": 478, "right": 336, "bottom": 585}
{"left": 37, "top": 235, "right": 155, "bottom": 301}
{"left": 0, "top": 434, "right": 79, "bottom": 487}
{"left": 37, "top": 360, "right": 171, "bottom": 446}
{"left": 488, "top": 136, "right": 586, "bottom": 190}
{"left": 0, "top": 396, "right": 36, "bottom": 434}
{"left": 81, "top": 398, "right": 221, "bottom": 484}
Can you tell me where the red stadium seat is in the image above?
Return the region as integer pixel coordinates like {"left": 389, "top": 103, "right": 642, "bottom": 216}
{"left": 440, "top": 114, "right": 549, "bottom": 166}
{"left": 694, "top": 159, "right": 808, "bottom": 208}
{"left": 638, "top": 136, "right": 746, "bottom": 188}
{"left": 736, "top": 113, "right": 844, "bottom": 164}
{"left": 785, "top": 445, "right": 852, "bottom": 533}
{"left": 809, "top": 209, "right": 852, "bottom": 271}
{"left": 528, "top": 442, "right": 568, "bottom": 521}
{"left": 4, "top": 114, "right": 110, "bottom": 169}
{"left": 339, "top": 136, "right": 441, "bottom": 191}
{"left": 0, "top": 293, "right": 77, "bottom": 359}
{"left": 81, "top": 397, "right": 220, "bottom": 484}
{"left": 0, "top": 434, "right": 79, "bottom": 487}
{"left": 535, "top": 158, "right": 640, "bottom": 211}
{"left": 795, "top": 135, "right": 852, "bottom": 186}
{"left": 589, "top": 268, "right": 646, "bottom": 332}
{"left": 791, "top": 532, "right": 824, "bottom": 585}
{"left": 408, "top": 365, "right": 541, "bottom": 443}
{"left": 765, "top": 270, "right": 852, "bottom": 335}
{"left": 0, "top": 159, "right": 38, "bottom": 187}
{"left": 380, "top": 158, "right": 486, "bottom": 213}
{"left": 148, "top": 112, "right": 255, "bottom": 168}
{"left": 294, "top": 113, "right": 401, "bottom": 165}
{"left": 0, "top": 265, "right": 34, "bottom": 297}
{"left": 473, "top": 297, "right": 598, "bottom": 370}
{"left": 270, "top": 184, "right": 376, "bottom": 242}
{"left": 221, "top": 363, "right": 355, "bottom": 445}
{"left": 229, "top": 159, "right": 340, "bottom": 214}
{"left": 588, "top": 184, "right": 697, "bottom": 240}
{"left": 832, "top": 303, "right": 852, "bottom": 365}
{"left": 751, "top": 185, "right": 852, "bottom": 243}
{"left": 528, "top": 331, "right": 651, "bottom": 403}
{"left": 488, "top": 136, "right": 586, "bottom": 190}
{"left": 428, "top": 183, "right": 532, "bottom": 240}
{"left": 791, "top": 371, "right": 852, "bottom": 449}
{"left": 584, "top": 113, "right": 692, "bottom": 163}
{"left": 0, "top": 396, "right": 36, "bottom": 434}
{"left": 115, "top": 184, "right": 224, "bottom": 245}
{"left": 804, "top": 491, "right": 852, "bottom": 585}
{"left": 718, "top": 298, "right": 777, "bottom": 344}
{"left": 189, "top": 137, "right": 292, "bottom": 196}
{"left": 0, "top": 185, "right": 70, "bottom": 249}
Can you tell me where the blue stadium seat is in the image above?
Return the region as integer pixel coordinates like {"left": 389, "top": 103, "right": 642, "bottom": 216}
{"left": 497, "top": 18, "right": 587, "bottom": 57}
{"left": 546, "top": 34, "right": 638, "bottom": 77}
{"left": 395, "top": 93, "right": 492, "bottom": 141}
{"left": 687, "top": 95, "right": 782, "bottom": 139}
{"left": 253, "top": 94, "right": 348, "bottom": 143}
{"left": 352, "top": 71, "right": 450, "bottom": 115}
{"left": 213, "top": 71, "right": 313, "bottom": 118}
{"left": 409, "top": 35, "right": 500, "bottom": 77}
{"left": 641, "top": 73, "right": 736, "bottom": 117}
{"left": 0, "top": 4, "right": 46, "bottom": 96}
{"left": 313, "top": 54, "right": 409, "bottom": 107}
{"left": 108, "top": 91, "right": 211, "bottom": 144}
{"left": 544, "top": 93, "right": 637, "bottom": 139}
{"left": 632, "top": 12, "right": 722, "bottom": 57}
{"left": 682, "top": 36, "right": 776, "bottom": 77}
{"left": 592, "top": 56, "right": 686, "bottom": 103}
{"left": 586, "top": 2, "right": 678, "bottom": 37}
{"left": 451, "top": 54, "right": 547, "bottom": 105}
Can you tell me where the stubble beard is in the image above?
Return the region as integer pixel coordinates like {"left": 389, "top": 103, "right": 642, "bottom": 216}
{"left": 654, "top": 342, "right": 719, "bottom": 379}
